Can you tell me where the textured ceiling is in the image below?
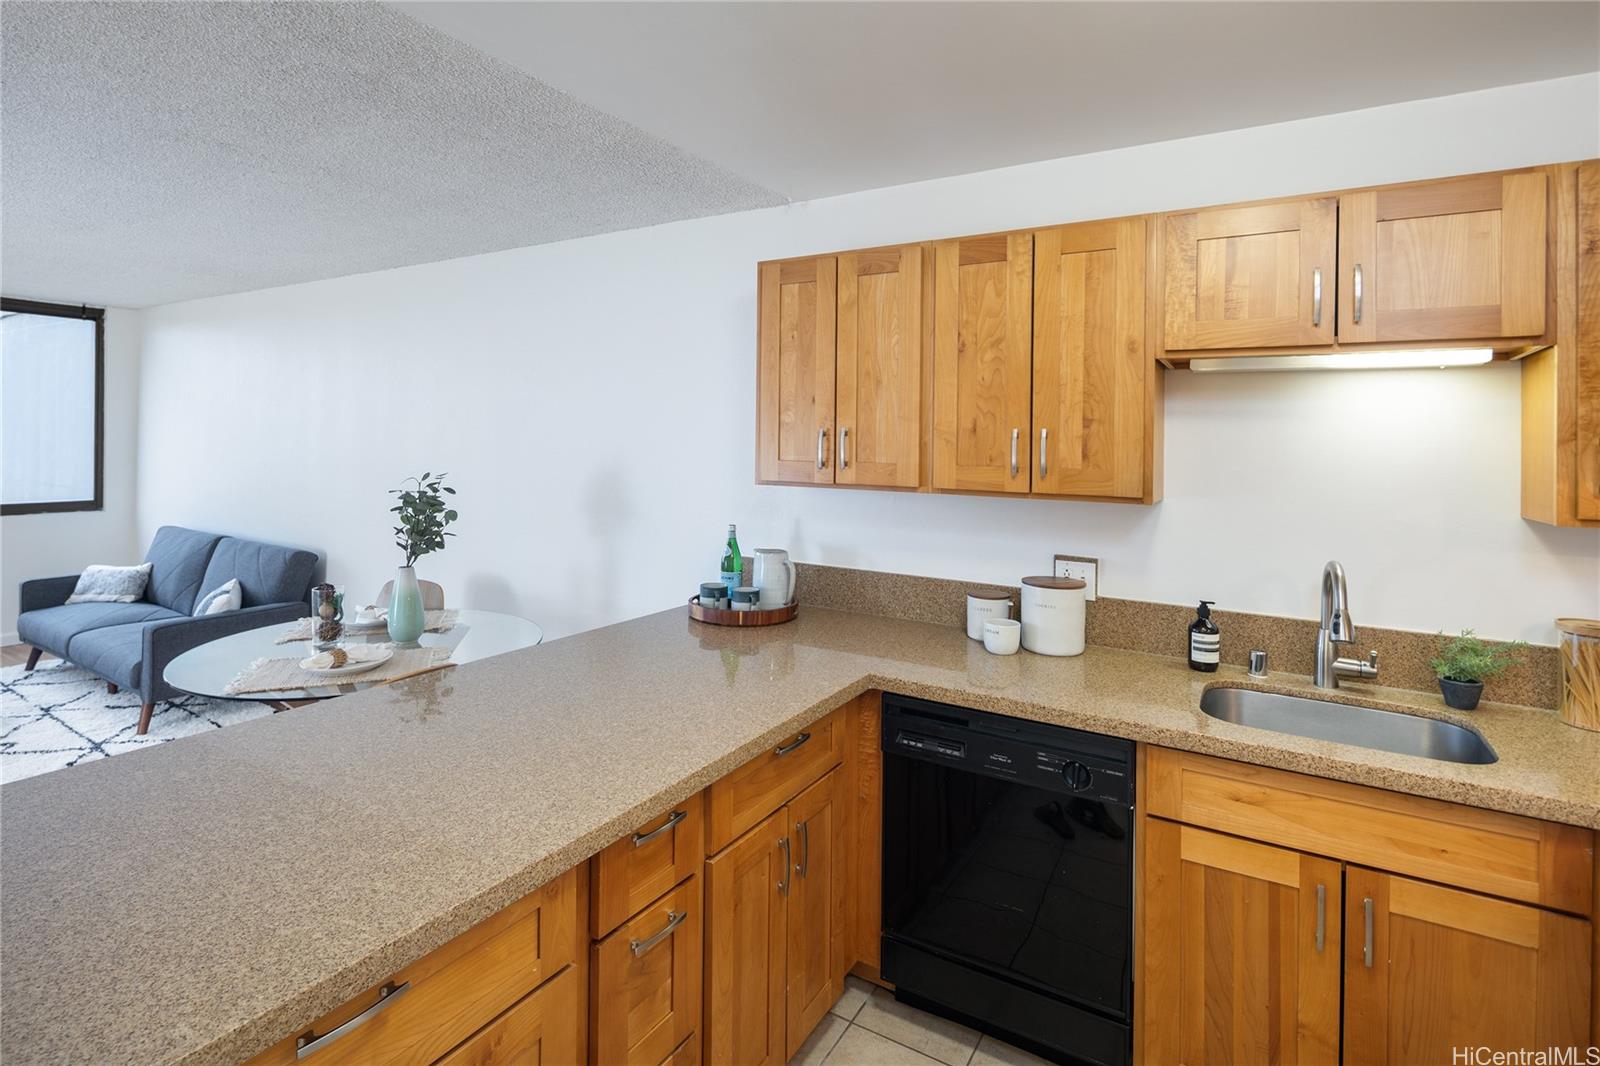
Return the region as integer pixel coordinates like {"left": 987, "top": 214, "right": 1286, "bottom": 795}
{"left": 400, "top": 1, "right": 1600, "bottom": 201}
{"left": 0, "top": 2, "right": 784, "bottom": 308}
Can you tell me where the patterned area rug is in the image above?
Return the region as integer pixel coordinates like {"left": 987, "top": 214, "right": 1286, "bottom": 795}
{"left": 1, "top": 661, "right": 274, "bottom": 783}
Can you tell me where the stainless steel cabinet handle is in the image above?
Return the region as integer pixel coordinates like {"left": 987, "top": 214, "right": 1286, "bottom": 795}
{"left": 778, "top": 836, "right": 791, "bottom": 895}
{"left": 839, "top": 427, "right": 849, "bottom": 469}
{"left": 796, "top": 820, "right": 810, "bottom": 877}
{"left": 1353, "top": 263, "right": 1364, "bottom": 325}
{"left": 632, "top": 809, "right": 686, "bottom": 848}
{"left": 816, "top": 428, "right": 827, "bottom": 470}
{"left": 1039, "top": 428, "right": 1048, "bottom": 480}
{"left": 1010, "top": 428, "right": 1019, "bottom": 477}
{"left": 296, "top": 982, "right": 411, "bottom": 1059}
{"left": 629, "top": 909, "right": 687, "bottom": 957}
{"left": 1315, "top": 883, "right": 1326, "bottom": 952}
{"left": 773, "top": 731, "right": 811, "bottom": 757}
{"left": 1363, "top": 897, "right": 1375, "bottom": 968}
{"left": 1313, "top": 268, "right": 1323, "bottom": 327}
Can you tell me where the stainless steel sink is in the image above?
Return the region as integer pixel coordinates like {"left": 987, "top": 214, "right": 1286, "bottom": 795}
{"left": 1199, "top": 687, "right": 1498, "bottom": 764}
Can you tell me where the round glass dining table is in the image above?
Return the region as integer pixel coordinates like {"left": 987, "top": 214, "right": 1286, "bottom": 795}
{"left": 163, "top": 609, "right": 543, "bottom": 701}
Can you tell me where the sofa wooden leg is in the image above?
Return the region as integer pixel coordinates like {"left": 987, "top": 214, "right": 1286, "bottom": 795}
{"left": 25, "top": 647, "right": 42, "bottom": 671}
{"left": 137, "top": 703, "right": 154, "bottom": 735}
{"left": 107, "top": 682, "right": 118, "bottom": 694}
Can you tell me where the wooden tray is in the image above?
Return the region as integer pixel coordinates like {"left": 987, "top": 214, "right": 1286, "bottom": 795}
{"left": 688, "top": 596, "right": 798, "bottom": 627}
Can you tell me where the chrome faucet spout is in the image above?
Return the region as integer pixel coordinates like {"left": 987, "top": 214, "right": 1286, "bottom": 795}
{"left": 1315, "top": 560, "right": 1379, "bottom": 689}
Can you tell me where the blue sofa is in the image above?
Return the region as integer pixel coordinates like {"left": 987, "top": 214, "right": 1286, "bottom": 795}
{"left": 17, "top": 526, "right": 317, "bottom": 734}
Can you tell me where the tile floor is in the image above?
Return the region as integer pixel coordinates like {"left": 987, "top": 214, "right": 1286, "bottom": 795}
{"left": 790, "top": 977, "right": 1057, "bottom": 1066}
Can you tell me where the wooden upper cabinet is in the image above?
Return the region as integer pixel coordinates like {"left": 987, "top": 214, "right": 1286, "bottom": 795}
{"left": 757, "top": 257, "right": 836, "bottom": 484}
{"left": 1343, "top": 868, "right": 1591, "bottom": 1065}
{"left": 1141, "top": 819, "right": 1341, "bottom": 1066}
{"left": 1576, "top": 162, "right": 1600, "bottom": 521}
{"left": 932, "top": 233, "right": 1034, "bottom": 492}
{"left": 836, "top": 246, "right": 925, "bottom": 489}
{"left": 1164, "top": 197, "right": 1337, "bottom": 351}
{"left": 1340, "top": 171, "right": 1547, "bottom": 343}
{"left": 1032, "top": 217, "right": 1150, "bottom": 499}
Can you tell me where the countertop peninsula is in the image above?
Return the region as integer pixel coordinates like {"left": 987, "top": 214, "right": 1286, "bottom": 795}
{"left": 3, "top": 604, "right": 1597, "bottom": 1066}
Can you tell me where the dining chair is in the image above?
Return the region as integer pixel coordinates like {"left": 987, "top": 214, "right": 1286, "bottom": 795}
{"left": 373, "top": 579, "right": 445, "bottom": 611}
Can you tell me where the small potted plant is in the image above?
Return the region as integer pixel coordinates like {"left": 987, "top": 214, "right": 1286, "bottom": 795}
{"left": 388, "top": 472, "right": 457, "bottom": 643}
{"left": 1430, "top": 629, "right": 1527, "bottom": 710}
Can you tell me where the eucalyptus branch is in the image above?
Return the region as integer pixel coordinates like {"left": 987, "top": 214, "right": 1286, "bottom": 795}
{"left": 390, "top": 472, "right": 458, "bottom": 569}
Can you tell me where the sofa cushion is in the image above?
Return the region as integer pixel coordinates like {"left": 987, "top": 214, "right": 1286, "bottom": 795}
{"left": 64, "top": 623, "right": 149, "bottom": 690}
{"left": 17, "top": 602, "right": 184, "bottom": 655}
{"left": 199, "top": 538, "right": 316, "bottom": 609}
{"left": 143, "top": 526, "right": 223, "bottom": 614}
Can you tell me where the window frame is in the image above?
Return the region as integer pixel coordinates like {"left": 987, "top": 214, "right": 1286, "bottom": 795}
{"left": 1, "top": 297, "right": 106, "bottom": 515}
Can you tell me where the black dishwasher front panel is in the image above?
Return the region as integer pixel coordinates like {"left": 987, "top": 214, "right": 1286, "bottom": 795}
{"left": 880, "top": 693, "right": 1133, "bottom": 1066}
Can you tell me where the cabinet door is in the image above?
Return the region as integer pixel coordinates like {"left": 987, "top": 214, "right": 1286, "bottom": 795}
{"left": 1164, "top": 198, "right": 1336, "bottom": 351}
{"left": 758, "top": 257, "right": 836, "bottom": 484}
{"left": 1141, "top": 819, "right": 1341, "bottom": 1066}
{"left": 932, "top": 232, "right": 1033, "bottom": 492}
{"left": 785, "top": 769, "right": 849, "bottom": 1059}
{"left": 1032, "top": 217, "right": 1149, "bottom": 499}
{"left": 837, "top": 246, "right": 924, "bottom": 488}
{"left": 1344, "top": 868, "right": 1591, "bottom": 1065}
{"left": 704, "top": 810, "right": 787, "bottom": 1066}
{"left": 1340, "top": 171, "right": 1547, "bottom": 343}
{"left": 1577, "top": 161, "right": 1600, "bottom": 521}
{"left": 591, "top": 876, "right": 701, "bottom": 1066}
{"left": 436, "top": 966, "right": 579, "bottom": 1066}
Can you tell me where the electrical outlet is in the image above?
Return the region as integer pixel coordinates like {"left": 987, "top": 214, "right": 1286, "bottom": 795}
{"left": 1053, "top": 554, "right": 1098, "bottom": 601}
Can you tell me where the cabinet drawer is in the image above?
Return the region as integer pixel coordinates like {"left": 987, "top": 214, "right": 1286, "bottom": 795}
{"left": 591, "top": 876, "right": 702, "bottom": 1066}
{"left": 592, "top": 791, "right": 704, "bottom": 938}
{"left": 1145, "top": 747, "right": 1593, "bottom": 913}
{"left": 707, "top": 708, "right": 843, "bottom": 853}
{"left": 435, "top": 965, "right": 580, "bottom": 1066}
{"left": 244, "top": 869, "right": 579, "bottom": 1066}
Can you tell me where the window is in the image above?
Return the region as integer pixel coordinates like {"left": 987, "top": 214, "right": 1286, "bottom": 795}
{"left": 1, "top": 298, "right": 104, "bottom": 514}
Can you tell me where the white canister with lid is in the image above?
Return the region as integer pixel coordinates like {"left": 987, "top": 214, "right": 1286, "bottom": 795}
{"left": 1020, "top": 576, "right": 1086, "bottom": 656}
{"left": 966, "top": 590, "right": 1013, "bottom": 641}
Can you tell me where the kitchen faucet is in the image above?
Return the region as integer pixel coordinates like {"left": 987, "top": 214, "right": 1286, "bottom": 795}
{"left": 1315, "top": 561, "right": 1379, "bottom": 689}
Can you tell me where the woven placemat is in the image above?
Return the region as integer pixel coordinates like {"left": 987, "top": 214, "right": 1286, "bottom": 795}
{"left": 225, "top": 646, "right": 454, "bottom": 694}
{"left": 276, "top": 609, "right": 460, "bottom": 644}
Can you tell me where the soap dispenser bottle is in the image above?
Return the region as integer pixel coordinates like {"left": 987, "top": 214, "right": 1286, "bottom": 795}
{"left": 1188, "top": 600, "right": 1220, "bottom": 672}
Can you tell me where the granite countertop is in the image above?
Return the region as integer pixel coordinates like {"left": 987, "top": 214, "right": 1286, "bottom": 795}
{"left": 4, "top": 605, "right": 1597, "bottom": 1066}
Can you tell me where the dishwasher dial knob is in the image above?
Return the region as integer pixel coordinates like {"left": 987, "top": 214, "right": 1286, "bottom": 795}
{"left": 1061, "top": 761, "right": 1093, "bottom": 792}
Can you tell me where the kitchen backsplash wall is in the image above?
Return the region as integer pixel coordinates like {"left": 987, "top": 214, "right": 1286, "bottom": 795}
{"left": 794, "top": 563, "right": 1561, "bottom": 710}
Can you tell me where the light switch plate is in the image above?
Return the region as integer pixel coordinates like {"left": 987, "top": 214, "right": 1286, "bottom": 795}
{"left": 1053, "top": 554, "right": 1099, "bottom": 601}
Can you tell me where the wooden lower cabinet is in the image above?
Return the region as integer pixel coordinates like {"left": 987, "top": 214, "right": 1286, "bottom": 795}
{"left": 1344, "top": 867, "right": 1592, "bottom": 1066}
{"left": 705, "top": 768, "right": 848, "bottom": 1065}
{"left": 1141, "top": 818, "right": 1340, "bottom": 1066}
{"left": 591, "top": 876, "right": 701, "bottom": 1066}
{"left": 436, "top": 967, "right": 580, "bottom": 1066}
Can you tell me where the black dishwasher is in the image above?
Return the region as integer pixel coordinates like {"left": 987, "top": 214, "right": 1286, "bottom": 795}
{"left": 880, "top": 693, "right": 1134, "bottom": 1066}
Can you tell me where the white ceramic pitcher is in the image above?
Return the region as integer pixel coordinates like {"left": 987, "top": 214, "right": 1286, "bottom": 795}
{"left": 751, "top": 549, "right": 796, "bottom": 608}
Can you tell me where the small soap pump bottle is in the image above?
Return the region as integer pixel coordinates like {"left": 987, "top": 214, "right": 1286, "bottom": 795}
{"left": 1188, "top": 600, "right": 1220, "bottom": 672}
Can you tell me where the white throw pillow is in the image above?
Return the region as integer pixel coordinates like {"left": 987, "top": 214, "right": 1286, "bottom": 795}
{"left": 65, "top": 563, "right": 153, "bottom": 604}
{"left": 193, "top": 578, "right": 242, "bottom": 617}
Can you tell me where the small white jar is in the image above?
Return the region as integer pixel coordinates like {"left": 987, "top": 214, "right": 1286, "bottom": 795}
{"left": 1020, "top": 576, "right": 1086, "bottom": 656}
{"left": 966, "top": 591, "right": 1013, "bottom": 641}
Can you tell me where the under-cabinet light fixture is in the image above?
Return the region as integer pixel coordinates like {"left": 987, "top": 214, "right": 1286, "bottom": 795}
{"left": 1188, "top": 348, "right": 1495, "bottom": 373}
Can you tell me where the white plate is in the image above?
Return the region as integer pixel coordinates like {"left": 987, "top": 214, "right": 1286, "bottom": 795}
{"left": 342, "top": 614, "right": 388, "bottom": 631}
{"left": 299, "top": 646, "right": 394, "bottom": 677}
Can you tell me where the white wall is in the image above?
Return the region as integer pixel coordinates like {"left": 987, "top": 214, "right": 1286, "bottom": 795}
{"left": 3, "top": 308, "right": 142, "bottom": 641}
{"left": 136, "top": 75, "right": 1600, "bottom": 645}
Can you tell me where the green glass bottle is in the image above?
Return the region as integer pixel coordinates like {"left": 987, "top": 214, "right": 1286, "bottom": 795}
{"left": 719, "top": 524, "right": 743, "bottom": 595}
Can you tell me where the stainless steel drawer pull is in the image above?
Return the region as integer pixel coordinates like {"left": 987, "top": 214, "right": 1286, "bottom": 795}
{"left": 773, "top": 732, "right": 811, "bottom": 757}
{"left": 1039, "top": 427, "right": 1048, "bottom": 480}
{"left": 632, "top": 809, "right": 686, "bottom": 848}
{"left": 1312, "top": 267, "right": 1323, "bottom": 327}
{"left": 1363, "top": 897, "right": 1375, "bottom": 968}
{"left": 816, "top": 428, "right": 827, "bottom": 470}
{"left": 296, "top": 982, "right": 411, "bottom": 1059}
{"left": 1010, "top": 428, "right": 1020, "bottom": 477}
{"left": 629, "top": 910, "right": 687, "bottom": 957}
{"left": 839, "top": 427, "right": 849, "bottom": 469}
{"left": 797, "top": 820, "right": 810, "bottom": 877}
{"left": 778, "top": 836, "right": 791, "bottom": 895}
{"left": 1314, "top": 883, "right": 1326, "bottom": 952}
{"left": 1353, "top": 263, "right": 1364, "bottom": 325}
